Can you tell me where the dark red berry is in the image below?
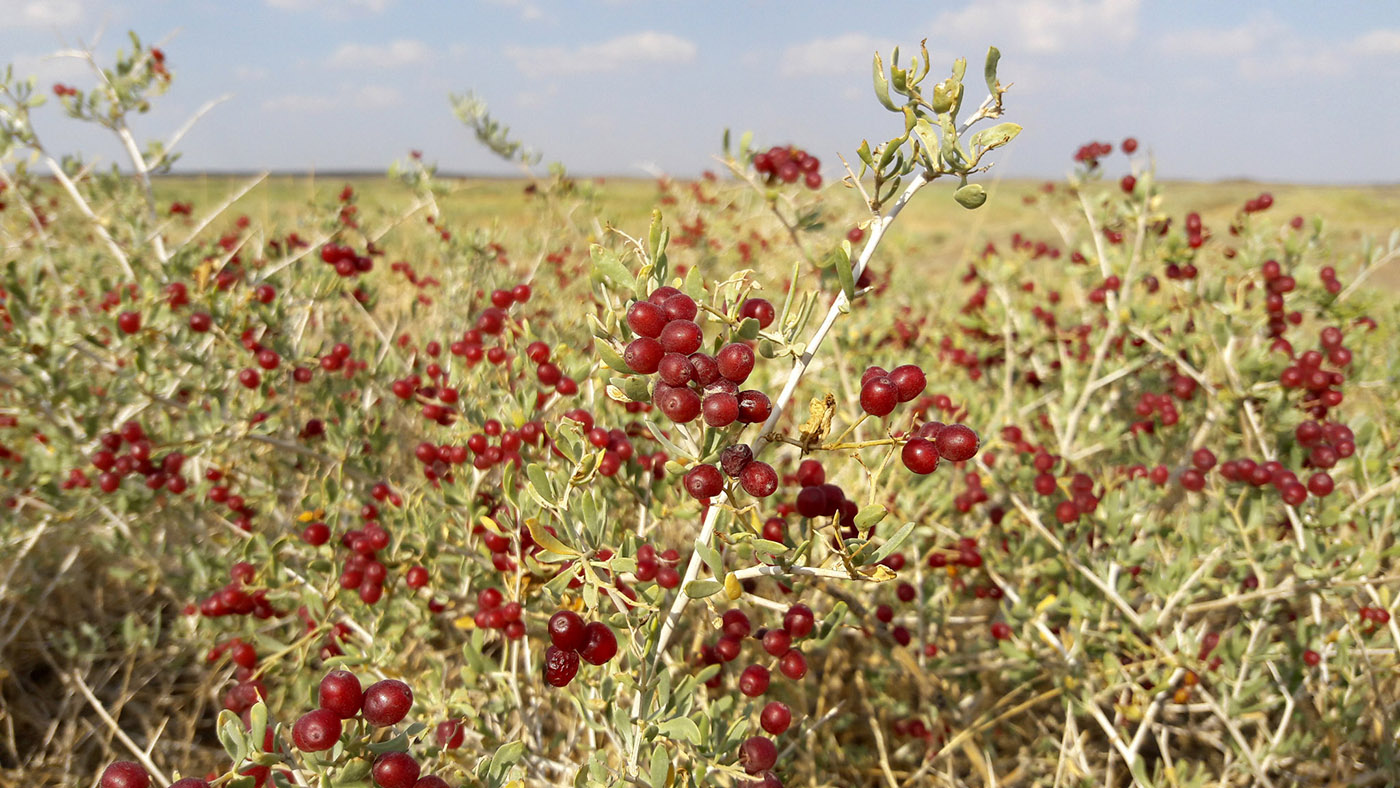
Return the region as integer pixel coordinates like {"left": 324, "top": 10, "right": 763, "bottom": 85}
{"left": 720, "top": 444, "right": 753, "bottom": 478}
{"left": 934, "top": 424, "right": 980, "bottom": 462}
{"left": 660, "top": 320, "right": 703, "bottom": 355}
{"left": 760, "top": 701, "right": 792, "bottom": 735}
{"left": 318, "top": 670, "right": 363, "bottom": 719}
{"left": 737, "top": 390, "right": 772, "bottom": 424}
{"left": 544, "top": 645, "right": 581, "bottom": 687}
{"left": 624, "top": 338, "right": 664, "bottom": 374}
{"left": 627, "top": 301, "right": 667, "bottom": 338}
{"left": 361, "top": 679, "right": 413, "bottom": 727}
{"left": 739, "top": 736, "right": 778, "bottom": 775}
{"left": 717, "top": 343, "right": 755, "bottom": 383}
{"left": 292, "top": 708, "right": 342, "bottom": 752}
{"left": 778, "top": 649, "right": 807, "bottom": 680}
{"left": 684, "top": 463, "right": 724, "bottom": 500}
{"left": 740, "top": 298, "right": 775, "bottom": 328}
{"left": 703, "top": 392, "right": 740, "bottom": 427}
{"left": 739, "top": 664, "right": 770, "bottom": 696}
{"left": 579, "top": 622, "right": 618, "bottom": 665}
{"left": 901, "top": 438, "right": 940, "bottom": 474}
{"left": 739, "top": 461, "right": 778, "bottom": 498}
{"left": 888, "top": 364, "right": 926, "bottom": 402}
{"left": 101, "top": 762, "right": 150, "bottom": 788}
{"left": 548, "top": 610, "right": 587, "bottom": 652}
{"left": 372, "top": 751, "right": 420, "bottom": 788}
{"left": 859, "top": 377, "right": 898, "bottom": 417}
{"left": 784, "top": 604, "right": 815, "bottom": 638}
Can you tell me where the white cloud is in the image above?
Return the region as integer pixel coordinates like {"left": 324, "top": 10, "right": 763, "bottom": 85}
{"left": 778, "top": 33, "right": 906, "bottom": 78}
{"left": 1356, "top": 29, "right": 1400, "bottom": 56}
{"left": 505, "top": 31, "right": 696, "bottom": 73}
{"left": 483, "top": 0, "right": 550, "bottom": 23}
{"left": 1155, "top": 14, "right": 1286, "bottom": 57}
{"left": 932, "top": 0, "right": 1140, "bottom": 55}
{"left": 264, "top": 0, "right": 393, "bottom": 16}
{"left": 0, "top": 0, "right": 85, "bottom": 27}
{"left": 261, "top": 84, "right": 401, "bottom": 113}
{"left": 326, "top": 39, "right": 433, "bottom": 69}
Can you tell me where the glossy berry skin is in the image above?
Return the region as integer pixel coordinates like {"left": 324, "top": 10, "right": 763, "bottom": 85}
{"left": 740, "top": 298, "right": 775, "bottom": 328}
{"left": 318, "top": 670, "right": 363, "bottom": 719}
{"left": 737, "top": 390, "right": 772, "bottom": 424}
{"left": 784, "top": 604, "right": 815, "bottom": 638}
{"left": 717, "top": 343, "right": 755, "bottom": 383}
{"left": 739, "top": 461, "right": 778, "bottom": 498}
{"left": 990, "top": 621, "right": 1012, "bottom": 640}
{"left": 624, "top": 338, "right": 664, "bottom": 374}
{"left": 901, "top": 438, "right": 940, "bottom": 474}
{"left": 413, "top": 777, "right": 450, "bottom": 788}
{"left": 655, "top": 384, "right": 702, "bottom": 423}
{"left": 549, "top": 610, "right": 588, "bottom": 651}
{"left": 934, "top": 424, "right": 980, "bottom": 462}
{"left": 1302, "top": 649, "right": 1321, "bottom": 667}
{"left": 101, "top": 761, "right": 150, "bottom": 788}
{"left": 762, "top": 628, "right": 791, "bottom": 657}
{"left": 292, "top": 708, "right": 342, "bottom": 752}
{"left": 627, "top": 301, "right": 667, "bottom": 338}
{"left": 760, "top": 701, "right": 792, "bottom": 735}
{"left": 888, "top": 364, "right": 927, "bottom": 402}
{"left": 372, "top": 752, "right": 420, "bottom": 788}
{"left": 658, "top": 353, "right": 695, "bottom": 386}
{"left": 579, "top": 621, "right": 618, "bottom": 665}
{"left": 739, "top": 664, "right": 770, "bottom": 697}
{"left": 683, "top": 463, "right": 724, "bottom": 500}
{"left": 117, "top": 311, "right": 141, "bottom": 335}
{"left": 739, "top": 736, "right": 778, "bottom": 775}
{"left": 659, "top": 320, "right": 703, "bottom": 355}
{"left": 662, "top": 292, "right": 698, "bottom": 322}
{"left": 859, "top": 377, "right": 898, "bottom": 417}
{"left": 778, "top": 649, "right": 807, "bottom": 680}
{"left": 703, "top": 393, "right": 740, "bottom": 427}
{"left": 544, "top": 646, "right": 581, "bottom": 687}
{"left": 361, "top": 679, "right": 413, "bottom": 727}
{"left": 435, "top": 719, "right": 466, "bottom": 749}
{"left": 722, "top": 608, "right": 752, "bottom": 639}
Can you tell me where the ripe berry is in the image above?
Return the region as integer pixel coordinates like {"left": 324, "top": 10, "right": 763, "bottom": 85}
{"left": 659, "top": 320, "right": 703, "bottom": 355}
{"left": 689, "top": 353, "right": 720, "bottom": 385}
{"left": 579, "top": 622, "right": 619, "bottom": 665}
{"left": 662, "top": 292, "right": 698, "bottom": 322}
{"left": 189, "top": 312, "right": 212, "bottom": 332}
{"left": 859, "top": 377, "right": 898, "bottom": 417}
{"left": 292, "top": 708, "right": 342, "bottom": 752}
{"left": 371, "top": 752, "right": 420, "bottom": 788}
{"left": 737, "top": 390, "right": 772, "bottom": 424}
{"left": 1302, "top": 649, "right": 1321, "bottom": 667}
{"left": 703, "top": 392, "right": 740, "bottom": 427}
{"left": 762, "top": 628, "right": 792, "bottom": 657}
{"left": 238, "top": 368, "right": 261, "bottom": 389}
{"left": 318, "top": 670, "right": 363, "bottom": 719}
{"left": 435, "top": 719, "right": 466, "bottom": 749}
{"left": 717, "top": 343, "right": 755, "bottom": 383}
{"left": 934, "top": 424, "right": 980, "bottom": 462}
{"left": 990, "top": 621, "right": 1012, "bottom": 640}
{"left": 739, "top": 461, "right": 778, "bottom": 498}
{"left": 101, "top": 762, "right": 150, "bottom": 788}
{"left": 901, "top": 438, "right": 940, "bottom": 475}
{"left": 361, "top": 679, "right": 413, "bottom": 727}
{"left": 117, "top": 311, "right": 141, "bottom": 335}
{"left": 739, "top": 736, "right": 778, "bottom": 775}
{"left": 760, "top": 701, "right": 792, "bottom": 735}
{"left": 655, "top": 384, "right": 702, "bottom": 423}
{"left": 544, "top": 645, "right": 581, "bottom": 687}
{"left": 739, "top": 664, "right": 770, "bottom": 696}
{"left": 683, "top": 463, "right": 724, "bottom": 500}
{"left": 722, "top": 608, "right": 752, "bottom": 639}
{"left": 627, "top": 301, "right": 667, "bottom": 338}
{"left": 778, "top": 649, "right": 807, "bottom": 680}
{"left": 784, "top": 604, "right": 815, "bottom": 638}
{"left": 658, "top": 353, "right": 695, "bottom": 386}
{"left": 888, "top": 365, "right": 927, "bottom": 402}
{"left": 548, "top": 610, "right": 587, "bottom": 652}
{"left": 740, "top": 298, "right": 775, "bottom": 328}
{"left": 624, "top": 338, "right": 664, "bottom": 374}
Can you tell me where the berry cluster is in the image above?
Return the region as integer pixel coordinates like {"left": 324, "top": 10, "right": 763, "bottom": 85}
{"left": 544, "top": 611, "right": 618, "bottom": 687}
{"left": 857, "top": 363, "right": 926, "bottom": 417}
{"left": 751, "top": 145, "right": 823, "bottom": 190}
{"left": 900, "top": 421, "right": 980, "bottom": 475}
{"left": 791, "top": 460, "right": 857, "bottom": 525}
{"left": 88, "top": 419, "right": 190, "bottom": 496}
{"left": 633, "top": 543, "right": 682, "bottom": 589}
{"left": 471, "top": 586, "right": 525, "bottom": 640}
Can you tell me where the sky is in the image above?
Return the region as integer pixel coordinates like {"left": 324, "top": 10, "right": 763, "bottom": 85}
{"left": 2, "top": 0, "right": 1398, "bottom": 183}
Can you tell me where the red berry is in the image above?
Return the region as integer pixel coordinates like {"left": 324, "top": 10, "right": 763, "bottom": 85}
{"left": 717, "top": 343, "right": 755, "bottom": 383}
{"left": 722, "top": 608, "right": 752, "bottom": 639}
{"left": 990, "top": 621, "right": 1012, "bottom": 640}
{"left": 627, "top": 301, "right": 668, "bottom": 338}
{"left": 189, "top": 312, "right": 212, "bottom": 332}
{"left": 659, "top": 320, "right": 703, "bottom": 355}
{"left": 434, "top": 719, "right": 466, "bottom": 749}
{"left": 721, "top": 444, "right": 754, "bottom": 477}
{"left": 543, "top": 645, "right": 581, "bottom": 687}
{"left": 739, "top": 461, "right": 778, "bottom": 498}
{"left": 888, "top": 365, "right": 927, "bottom": 402}
{"left": 784, "top": 604, "right": 815, "bottom": 638}
{"left": 656, "top": 384, "right": 702, "bottom": 423}
{"left": 548, "top": 610, "right": 587, "bottom": 652}
{"left": 760, "top": 701, "right": 792, "bottom": 735}
{"left": 624, "top": 338, "right": 664, "bottom": 374}
{"left": 318, "top": 670, "right": 363, "bottom": 719}
{"left": 661, "top": 293, "right": 698, "bottom": 322}
{"left": 739, "top": 736, "right": 778, "bottom": 775}
{"left": 372, "top": 752, "right": 420, "bottom": 788}
{"left": 703, "top": 392, "right": 740, "bottom": 427}
{"left": 859, "top": 377, "right": 898, "bottom": 417}
{"left": 737, "top": 390, "right": 772, "bottom": 424}
{"left": 101, "top": 762, "right": 150, "bottom": 788}
{"left": 292, "top": 708, "right": 343, "bottom": 752}
{"left": 739, "top": 664, "right": 770, "bottom": 696}
{"left": 740, "top": 298, "right": 775, "bottom": 328}
{"left": 901, "top": 438, "right": 940, "bottom": 475}
{"left": 934, "top": 424, "right": 980, "bottom": 462}
{"left": 778, "top": 649, "right": 807, "bottom": 680}
{"left": 1302, "top": 649, "right": 1321, "bottom": 667}
{"left": 762, "top": 628, "right": 792, "bottom": 657}
{"left": 658, "top": 353, "right": 696, "bottom": 386}
{"left": 683, "top": 463, "right": 724, "bottom": 500}
{"left": 578, "top": 621, "right": 618, "bottom": 665}
{"left": 117, "top": 311, "right": 141, "bottom": 335}
{"left": 361, "top": 679, "right": 413, "bottom": 727}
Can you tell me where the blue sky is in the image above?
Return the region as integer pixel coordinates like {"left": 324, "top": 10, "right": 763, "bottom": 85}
{"left": 3, "top": 0, "right": 1398, "bottom": 182}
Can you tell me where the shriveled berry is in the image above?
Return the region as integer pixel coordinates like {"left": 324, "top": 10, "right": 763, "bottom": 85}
{"left": 720, "top": 444, "right": 753, "bottom": 478}
{"left": 543, "top": 645, "right": 580, "bottom": 687}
